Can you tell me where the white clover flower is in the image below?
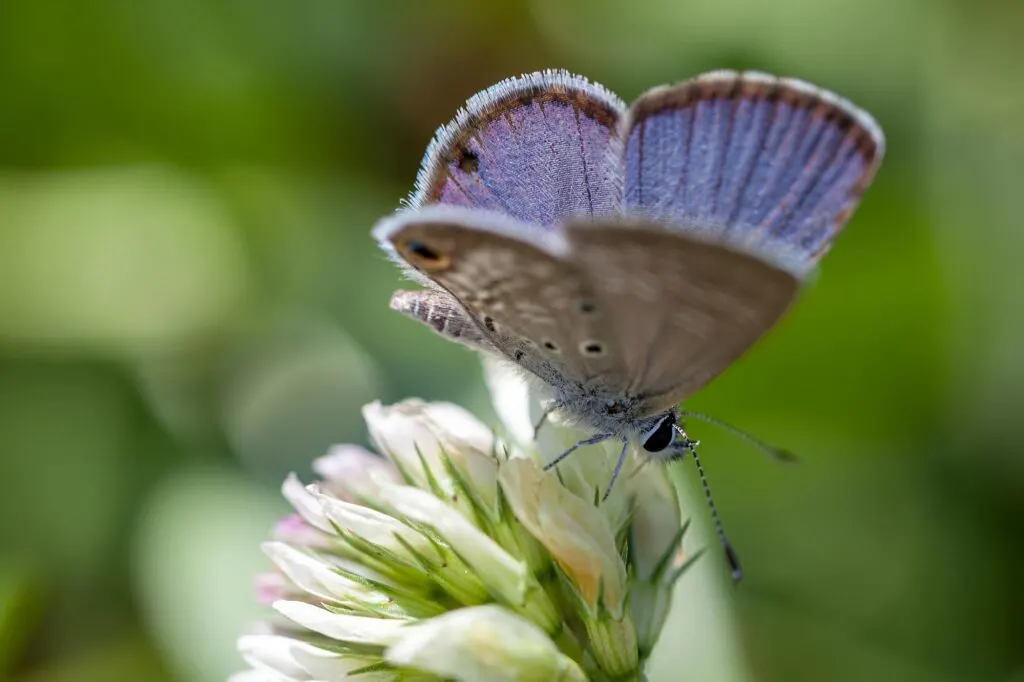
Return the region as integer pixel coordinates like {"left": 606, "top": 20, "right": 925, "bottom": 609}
{"left": 232, "top": 371, "right": 699, "bottom": 682}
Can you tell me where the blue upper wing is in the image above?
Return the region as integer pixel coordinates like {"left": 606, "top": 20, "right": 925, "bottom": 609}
{"left": 621, "top": 70, "right": 884, "bottom": 273}
{"left": 409, "top": 70, "right": 626, "bottom": 229}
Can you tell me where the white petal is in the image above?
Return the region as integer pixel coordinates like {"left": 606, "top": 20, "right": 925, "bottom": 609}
{"left": 321, "top": 554, "right": 393, "bottom": 586}
{"left": 281, "top": 474, "right": 332, "bottom": 533}
{"left": 273, "top": 601, "right": 407, "bottom": 646}
{"left": 419, "top": 401, "right": 496, "bottom": 455}
{"left": 420, "top": 402, "right": 502, "bottom": 514}
{"left": 362, "top": 400, "right": 444, "bottom": 490}
{"left": 537, "top": 431, "right": 633, "bottom": 531}
{"left": 499, "top": 459, "right": 627, "bottom": 617}
{"left": 262, "top": 542, "right": 374, "bottom": 605}
{"left": 237, "top": 634, "right": 313, "bottom": 679}
{"left": 482, "top": 357, "right": 539, "bottom": 447}
{"left": 448, "top": 446, "right": 500, "bottom": 517}
{"left": 374, "top": 484, "right": 527, "bottom": 603}
{"left": 482, "top": 360, "right": 633, "bottom": 526}
{"left": 386, "top": 605, "right": 586, "bottom": 682}
{"left": 363, "top": 399, "right": 508, "bottom": 525}
{"left": 238, "top": 634, "right": 371, "bottom": 681}
{"left": 628, "top": 462, "right": 682, "bottom": 581}
{"left": 310, "top": 487, "right": 439, "bottom": 563}
{"left": 288, "top": 645, "right": 377, "bottom": 681}
{"left": 363, "top": 399, "right": 495, "bottom": 484}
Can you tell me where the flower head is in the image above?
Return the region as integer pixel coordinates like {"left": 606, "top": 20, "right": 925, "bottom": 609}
{"left": 233, "top": 371, "right": 697, "bottom": 682}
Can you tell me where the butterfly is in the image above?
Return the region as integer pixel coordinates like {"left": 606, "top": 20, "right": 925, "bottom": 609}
{"left": 373, "top": 69, "right": 883, "bottom": 576}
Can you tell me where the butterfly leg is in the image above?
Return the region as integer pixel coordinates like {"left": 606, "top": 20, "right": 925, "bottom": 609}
{"left": 532, "top": 401, "right": 566, "bottom": 441}
{"left": 543, "top": 432, "right": 614, "bottom": 471}
{"left": 532, "top": 409, "right": 552, "bottom": 441}
{"left": 601, "top": 438, "right": 632, "bottom": 501}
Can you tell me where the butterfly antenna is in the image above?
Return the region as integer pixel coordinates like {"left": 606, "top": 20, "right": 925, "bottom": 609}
{"left": 680, "top": 410, "right": 797, "bottom": 463}
{"left": 675, "top": 425, "right": 742, "bottom": 583}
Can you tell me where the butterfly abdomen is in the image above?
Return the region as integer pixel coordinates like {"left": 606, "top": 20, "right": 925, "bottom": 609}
{"left": 389, "top": 290, "right": 494, "bottom": 350}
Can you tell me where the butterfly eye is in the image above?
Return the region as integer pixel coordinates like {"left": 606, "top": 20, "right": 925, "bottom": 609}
{"left": 400, "top": 239, "right": 450, "bottom": 271}
{"left": 642, "top": 413, "right": 677, "bottom": 453}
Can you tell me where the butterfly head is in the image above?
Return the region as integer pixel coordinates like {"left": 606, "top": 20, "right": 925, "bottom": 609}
{"left": 558, "top": 394, "right": 682, "bottom": 453}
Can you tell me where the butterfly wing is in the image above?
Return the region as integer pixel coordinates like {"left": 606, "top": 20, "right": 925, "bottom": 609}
{"left": 566, "top": 220, "right": 800, "bottom": 413}
{"left": 383, "top": 71, "right": 627, "bottom": 349}
{"left": 622, "top": 70, "right": 884, "bottom": 273}
{"left": 409, "top": 70, "right": 626, "bottom": 227}
{"left": 374, "top": 205, "right": 627, "bottom": 388}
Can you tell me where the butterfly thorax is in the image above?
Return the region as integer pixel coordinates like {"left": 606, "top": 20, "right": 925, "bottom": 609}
{"left": 551, "top": 387, "right": 672, "bottom": 444}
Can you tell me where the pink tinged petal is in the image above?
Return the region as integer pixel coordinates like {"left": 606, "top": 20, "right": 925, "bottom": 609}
{"left": 272, "top": 514, "right": 333, "bottom": 550}
{"left": 313, "top": 444, "right": 400, "bottom": 500}
{"left": 272, "top": 601, "right": 407, "bottom": 646}
{"left": 385, "top": 605, "right": 587, "bottom": 682}
{"left": 281, "top": 474, "right": 332, "bottom": 533}
{"left": 255, "top": 572, "right": 294, "bottom": 606}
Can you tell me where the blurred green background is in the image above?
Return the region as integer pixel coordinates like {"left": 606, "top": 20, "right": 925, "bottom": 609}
{"left": 1, "top": 1, "right": 1021, "bottom": 681}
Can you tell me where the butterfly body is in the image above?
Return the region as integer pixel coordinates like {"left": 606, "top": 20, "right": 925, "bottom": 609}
{"left": 375, "top": 68, "right": 883, "bottom": 496}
